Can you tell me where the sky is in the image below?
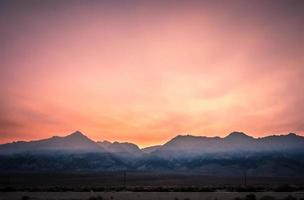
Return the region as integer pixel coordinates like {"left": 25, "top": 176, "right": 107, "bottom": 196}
{"left": 0, "top": 0, "right": 304, "bottom": 147}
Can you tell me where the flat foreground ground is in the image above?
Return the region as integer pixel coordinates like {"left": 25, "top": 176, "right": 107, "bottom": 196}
{"left": 1, "top": 192, "right": 304, "bottom": 200}
{"left": 1, "top": 172, "right": 304, "bottom": 188}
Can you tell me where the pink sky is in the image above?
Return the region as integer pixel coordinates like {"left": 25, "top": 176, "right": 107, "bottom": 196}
{"left": 1, "top": 0, "right": 304, "bottom": 147}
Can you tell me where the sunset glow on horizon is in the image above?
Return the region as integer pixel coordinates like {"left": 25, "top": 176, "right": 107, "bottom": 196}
{"left": 1, "top": 0, "right": 304, "bottom": 147}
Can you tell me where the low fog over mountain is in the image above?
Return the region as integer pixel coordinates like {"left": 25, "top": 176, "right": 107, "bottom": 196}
{"left": 0, "top": 131, "right": 304, "bottom": 175}
{"left": 97, "top": 140, "right": 142, "bottom": 157}
{"left": 152, "top": 132, "right": 304, "bottom": 158}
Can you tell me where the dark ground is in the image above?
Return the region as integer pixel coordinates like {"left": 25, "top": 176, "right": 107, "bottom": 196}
{"left": 1, "top": 172, "right": 304, "bottom": 191}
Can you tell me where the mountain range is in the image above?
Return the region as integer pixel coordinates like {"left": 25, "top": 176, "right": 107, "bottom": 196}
{"left": 1, "top": 131, "right": 303, "bottom": 156}
{"left": 1, "top": 131, "right": 304, "bottom": 175}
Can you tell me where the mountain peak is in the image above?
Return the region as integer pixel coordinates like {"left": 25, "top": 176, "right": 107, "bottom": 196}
{"left": 66, "top": 131, "right": 87, "bottom": 139}
{"left": 287, "top": 132, "right": 297, "bottom": 137}
{"left": 225, "top": 131, "right": 252, "bottom": 139}
{"left": 174, "top": 134, "right": 201, "bottom": 139}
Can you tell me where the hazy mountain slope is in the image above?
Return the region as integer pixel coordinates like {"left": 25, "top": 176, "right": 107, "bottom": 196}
{"left": 152, "top": 132, "right": 304, "bottom": 158}
{"left": 142, "top": 145, "right": 162, "bottom": 153}
{"left": 0, "top": 131, "right": 104, "bottom": 154}
{"left": 0, "top": 131, "right": 304, "bottom": 174}
{"left": 256, "top": 133, "right": 304, "bottom": 151}
{"left": 97, "top": 141, "right": 142, "bottom": 156}
{"left": 1, "top": 131, "right": 304, "bottom": 157}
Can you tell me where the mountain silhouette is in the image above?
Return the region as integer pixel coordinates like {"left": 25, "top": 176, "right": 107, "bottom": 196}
{"left": 152, "top": 131, "right": 304, "bottom": 158}
{"left": 97, "top": 140, "right": 142, "bottom": 156}
{"left": 225, "top": 131, "right": 254, "bottom": 140}
{"left": 142, "top": 145, "right": 162, "bottom": 153}
{"left": 0, "top": 131, "right": 304, "bottom": 156}
{"left": 1, "top": 131, "right": 304, "bottom": 174}
{"left": 0, "top": 131, "right": 104, "bottom": 154}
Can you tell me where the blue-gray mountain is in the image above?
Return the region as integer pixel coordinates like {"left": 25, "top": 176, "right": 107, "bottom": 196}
{"left": 0, "top": 131, "right": 304, "bottom": 176}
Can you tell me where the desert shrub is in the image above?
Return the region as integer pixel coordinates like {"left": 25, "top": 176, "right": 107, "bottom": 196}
{"left": 21, "top": 196, "right": 30, "bottom": 200}
{"left": 260, "top": 196, "right": 276, "bottom": 200}
{"left": 245, "top": 194, "right": 256, "bottom": 200}
{"left": 179, "top": 187, "right": 196, "bottom": 192}
{"left": 275, "top": 185, "right": 294, "bottom": 192}
{"left": 236, "top": 186, "right": 262, "bottom": 192}
{"left": 228, "top": 186, "right": 237, "bottom": 192}
{"left": 0, "top": 186, "right": 16, "bottom": 192}
{"left": 198, "top": 187, "right": 215, "bottom": 192}
{"left": 88, "top": 195, "right": 103, "bottom": 200}
{"left": 234, "top": 194, "right": 257, "bottom": 200}
{"left": 282, "top": 195, "right": 297, "bottom": 200}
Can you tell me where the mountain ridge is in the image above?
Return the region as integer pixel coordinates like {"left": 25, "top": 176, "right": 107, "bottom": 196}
{"left": 1, "top": 131, "right": 303, "bottom": 155}
{"left": 1, "top": 131, "right": 304, "bottom": 174}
